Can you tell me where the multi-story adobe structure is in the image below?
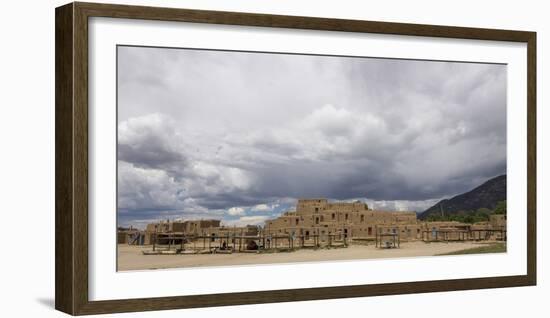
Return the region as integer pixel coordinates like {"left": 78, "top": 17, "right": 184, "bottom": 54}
{"left": 125, "top": 198, "right": 506, "bottom": 248}
{"left": 262, "top": 199, "right": 507, "bottom": 244}
{"left": 263, "top": 198, "right": 420, "bottom": 242}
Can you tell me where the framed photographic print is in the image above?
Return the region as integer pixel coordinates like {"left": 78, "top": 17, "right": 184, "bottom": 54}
{"left": 55, "top": 2, "right": 536, "bottom": 315}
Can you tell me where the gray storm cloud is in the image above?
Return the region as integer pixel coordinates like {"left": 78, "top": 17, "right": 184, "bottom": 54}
{"left": 117, "top": 46, "right": 506, "bottom": 227}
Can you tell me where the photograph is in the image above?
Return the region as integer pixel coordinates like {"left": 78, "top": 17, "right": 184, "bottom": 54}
{"left": 116, "top": 45, "right": 508, "bottom": 271}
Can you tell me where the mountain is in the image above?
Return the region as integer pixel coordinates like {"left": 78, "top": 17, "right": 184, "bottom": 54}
{"left": 418, "top": 175, "right": 506, "bottom": 220}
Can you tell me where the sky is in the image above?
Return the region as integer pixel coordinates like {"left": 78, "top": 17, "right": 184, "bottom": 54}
{"left": 117, "top": 45, "right": 507, "bottom": 229}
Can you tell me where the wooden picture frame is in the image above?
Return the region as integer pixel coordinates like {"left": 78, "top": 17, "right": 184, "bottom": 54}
{"left": 55, "top": 2, "right": 536, "bottom": 315}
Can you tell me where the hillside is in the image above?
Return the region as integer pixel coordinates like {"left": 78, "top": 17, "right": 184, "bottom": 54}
{"left": 418, "top": 175, "right": 506, "bottom": 220}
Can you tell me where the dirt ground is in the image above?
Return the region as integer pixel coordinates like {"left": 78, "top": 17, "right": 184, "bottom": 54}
{"left": 117, "top": 241, "right": 503, "bottom": 271}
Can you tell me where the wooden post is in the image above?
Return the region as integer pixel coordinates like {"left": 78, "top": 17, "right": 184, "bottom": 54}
{"left": 289, "top": 235, "right": 291, "bottom": 249}
{"left": 375, "top": 226, "right": 378, "bottom": 247}
{"left": 314, "top": 233, "right": 318, "bottom": 247}
{"left": 153, "top": 225, "right": 158, "bottom": 251}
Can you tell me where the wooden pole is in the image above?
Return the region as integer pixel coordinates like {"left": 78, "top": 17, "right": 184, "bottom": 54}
{"left": 375, "top": 226, "right": 378, "bottom": 247}
{"left": 315, "top": 233, "right": 318, "bottom": 247}
{"left": 289, "top": 235, "right": 291, "bottom": 249}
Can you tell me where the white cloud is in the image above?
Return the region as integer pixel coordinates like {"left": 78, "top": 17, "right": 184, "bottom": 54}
{"left": 251, "top": 203, "right": 279, "bottom": 212}
{"left": 225, "top": 216, "right": 270, "bottom": 227}
{"left": 367, "top": 199, "right": 442, "bottom": 213}
{"left": 117, "top": 161, "right": 180, "bottom": 210}
{"left": 227, "top": 207, "right": 245, "bottom": 216}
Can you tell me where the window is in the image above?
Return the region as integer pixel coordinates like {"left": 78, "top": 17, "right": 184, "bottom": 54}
{"left": 296, "top": 218, "right": 299, "bottom": 225}
{"left": 368, "top": 227, "right": 372, "bottom": 235}
{"left": 360, "top": 215, "right": 365, "bottom": 223}
{"left": 315, "top": 217, "right": 319, "bottom": 224}
{"left": 332, "top": 213, "right": 335, "bottom": 220}
{"left": 315, "top": 207, "right": 319, "bottom": 212}
{"left": 345, "top": 214, "right": 348, "bottom": 220}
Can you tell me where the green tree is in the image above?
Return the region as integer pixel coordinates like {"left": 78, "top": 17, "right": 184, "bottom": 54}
{"left": 477, "top": 207, "right": 492, "bottom": 215}
{"left": 493, "top": 200, "right": 507, "bottom": 215}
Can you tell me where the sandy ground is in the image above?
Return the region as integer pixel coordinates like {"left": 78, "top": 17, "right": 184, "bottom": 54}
{"left": 117, "top": 241, "right": 501, "bottom": 271}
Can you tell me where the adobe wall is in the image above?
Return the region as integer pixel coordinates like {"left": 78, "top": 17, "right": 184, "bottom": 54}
{"left": 138, "top": 198, "right": 505, "bottom": 246}
{"left": 263, "top": 199, "right": 421, "bottom": 242}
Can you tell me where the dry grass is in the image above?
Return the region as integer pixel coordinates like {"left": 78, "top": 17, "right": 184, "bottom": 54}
{"left": 436, "top": 242, "right": 506, "bottom": 255}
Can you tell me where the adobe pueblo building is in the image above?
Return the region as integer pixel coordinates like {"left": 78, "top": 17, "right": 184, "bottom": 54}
{"left": 264, "top": 199, "right": 506, "bottom": 245}
{"left": 119, "top": 198, "right": 506, "bottom": 254}
{"left": 264, "top": 199, "right": 418, "bottom": 244}
{"left": 124, "top": 219, "right": 259, "bottom": 247}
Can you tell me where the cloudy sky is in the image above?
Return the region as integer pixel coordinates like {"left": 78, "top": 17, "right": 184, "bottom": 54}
{"left": 117, "top": 45, "right": 506, "bottom": 229}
